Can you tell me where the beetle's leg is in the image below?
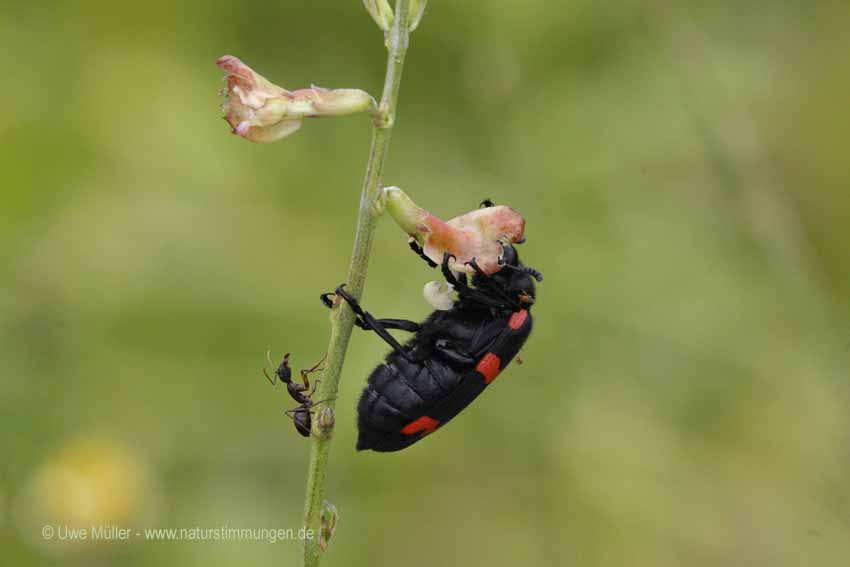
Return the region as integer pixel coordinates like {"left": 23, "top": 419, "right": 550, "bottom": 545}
{"left": 466, "top": 257, "right": 488, "bottom": 278}
{"left": 322, "top": 291, "right": 371, "bottom": 329}
{"left": 445, "top": 254, "right": 499, "bottom": 300}
{"left": 459, "top": 286, "right": 511, "bottom": 310}
{"left": 332, "top": 284, "right": 416, "bottom": 362}
{"left": 441, "top": 253, "right": 461, "bottom": 287}
{"left": 442, "top": 253, "right": 513, "bottom": 309}
{"left": 371, "top": 318, "right": 420, "bottom": 332}
{"left": 408, "top": 237, "right": 438, "bottom": 268}
{"left": 434, "top": 339, "right": 477, "bottom": 366}
{"left": 322, "top": 299, "right": 420, "bottom": 334}
{"left": 467, "top": 256, "right": 523, "bottom": 308}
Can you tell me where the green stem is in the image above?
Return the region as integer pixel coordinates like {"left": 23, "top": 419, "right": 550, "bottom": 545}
{"left": 301, "top": 2, "right": 411, "bottom": 565}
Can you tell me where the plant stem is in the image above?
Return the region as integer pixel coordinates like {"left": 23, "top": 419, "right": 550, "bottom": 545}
{"left": 301, "top": 2, "right": 411, "bottom": 565}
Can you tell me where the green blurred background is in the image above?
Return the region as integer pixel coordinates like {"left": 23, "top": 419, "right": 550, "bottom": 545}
{"left": 2, "top": 1, "right": 849, "bottom": 565}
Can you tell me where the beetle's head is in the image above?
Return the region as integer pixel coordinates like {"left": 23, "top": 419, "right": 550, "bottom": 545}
{"left": 490, "top": 243, "right": 543, "bottom": 308}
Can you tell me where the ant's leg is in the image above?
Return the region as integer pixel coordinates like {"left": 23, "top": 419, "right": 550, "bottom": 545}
{"left": 332, "top": 285, "right": 416, "bottom": 362}
{"left": 434, "top": 339, "right": 477, "bottom": 366}
{"left": 304, "top": 378, "right": 320, "bottom": 398}
{"left": 408, "top": 238, "right": 438, "bottom": 268}
{"left": 310, "top": 396, "right": 337, "bottom": 408}
{"left": 283, "top": 407, "right": 311, "bottom": 437}
{"left": 304, "top": 353, "right": 327, "bottom": 374}
{"left": 298, "top": 353, "right": 327, "bottom": 391}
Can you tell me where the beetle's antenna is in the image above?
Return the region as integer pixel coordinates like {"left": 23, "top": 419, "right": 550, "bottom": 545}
{"left": 498, "top": 262, "right": 543, "bottom": 282}
{"left": 523, "top": 267, "right": 543, "bottom": 282}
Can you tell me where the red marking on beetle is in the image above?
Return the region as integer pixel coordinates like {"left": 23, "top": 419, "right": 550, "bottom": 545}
{"left": 476, "top": 352, "right": 502, "bottom": 384}
{"left": 508, "top": 309, "right": 528, "bottom": 330}
{"left": 401, "top": 415, "right": 440, "bottom": 436}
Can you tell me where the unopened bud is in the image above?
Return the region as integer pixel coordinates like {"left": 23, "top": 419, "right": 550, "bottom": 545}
{"left": 362, "top": 0, "right": 394, "bottom": 31}
{"left": 217, "top": 56, "right": 377, "bottom": 143}
{"left": 318, "top": 500, "right": 339, "bottom": 552}
{"left": 423, "top": 281, "right": 456, "bottom": 311}
{"left": 317, "top": 406, "right": 335, "bottom": 436}
{"left": 408, "top": 0, "right": 428, "bottom": 32}
{"left": 384, "top": 187, "right": 526, "bottom": 275}
{"left": 308, "top": 88, "right": 376, "bottom": 116}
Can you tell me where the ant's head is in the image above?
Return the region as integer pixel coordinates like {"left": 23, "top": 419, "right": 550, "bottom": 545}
{"left": 489, "top": 243, "right": 543, "bottom": 308}
{"left": 264, "top": 351, "right": 294, "bottom": 386}
{"left": 276, "top": 353, "right": 293, "bottom": 384}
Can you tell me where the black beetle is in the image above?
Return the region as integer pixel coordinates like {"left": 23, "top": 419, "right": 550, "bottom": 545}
{"left": 321, "top": 241, "right": 542, "bottom": 452}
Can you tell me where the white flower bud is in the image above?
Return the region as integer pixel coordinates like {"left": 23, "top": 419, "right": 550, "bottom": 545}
{"left": 408, "top": 0, "right": 428, "bottom": 32}
{"left": 362, "top": 0, "right": 394, "bottom": 31}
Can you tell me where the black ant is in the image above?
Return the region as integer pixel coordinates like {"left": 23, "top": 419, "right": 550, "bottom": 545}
{"left": 263, "top": 352, "right": 330, "bottom": 437}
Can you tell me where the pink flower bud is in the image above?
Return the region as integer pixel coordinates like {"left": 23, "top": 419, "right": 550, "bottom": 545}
{"left": 216, "top": 55, "right": 376, "bottom": 143}
{"left": 384, "top": 187, "right": 526, "bottom": 275}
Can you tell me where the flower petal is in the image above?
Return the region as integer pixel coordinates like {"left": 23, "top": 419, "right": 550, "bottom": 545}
{"left": 240, "top": 119, "right": 303, "bottom": 143}
{"left": 384, "top": 187, "right": 526, "bottom": 275}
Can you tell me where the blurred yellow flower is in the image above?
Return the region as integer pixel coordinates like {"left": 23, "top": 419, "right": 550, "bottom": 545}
{"left": 18, "top": 434, "right": 153, "bottom": 554}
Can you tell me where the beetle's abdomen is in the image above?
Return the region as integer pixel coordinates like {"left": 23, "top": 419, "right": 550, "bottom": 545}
{"left": 357, "top": 308, "right": 533, "bottom": 452}
{"left": 356, "top": 353, "right": 460, "bottom": 452}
